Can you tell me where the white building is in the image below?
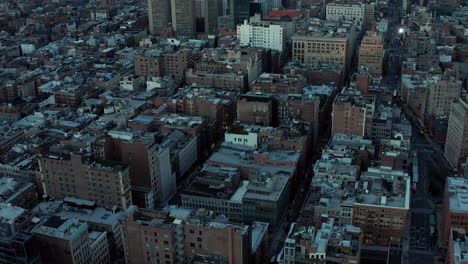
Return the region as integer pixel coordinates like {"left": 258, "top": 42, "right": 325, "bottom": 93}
{"left": 119, "top": 75, "right": 144, "bottom": 91}
{"left": 225, "top": 131, "right": 258, "bottom": 148}
{"left": 326, "top": 3, "right": 374, "bottom": 27}
{"left": 237, "top": 20, "right": 285, "bottom": 53}
{"left": 20, "top": 44, "right": 36, "bottom": 55}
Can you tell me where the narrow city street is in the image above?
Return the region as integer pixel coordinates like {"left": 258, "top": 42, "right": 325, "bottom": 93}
{"left": 383, "top": 0, "right": 449, "bottom": 263}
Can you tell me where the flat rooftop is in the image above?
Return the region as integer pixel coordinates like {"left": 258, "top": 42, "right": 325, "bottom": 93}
{"left": 0, "top": 177, "right": 34, "bottom": 203}
{"left": 208, "top": 145, "right": 296, "bottom": 177}
{"left": 33, "top": 199, "right": 126, "bottom": 225}
{"left": 243, "top": 173, "right": 289, "bottom": 202}
{"left": 447, "top": 177, "right": 468, "bottom": 213}
{"left": 33, "top": 216, "right": 88, "bottom": 240}
{"left": 451, "top": 229, "right": 468, "bottom": 264}
{"left": 0, "top": 204, "right": 27, "bottom": 222}
{"left": 355, "top": 168, "right": 410, "bottom": 209}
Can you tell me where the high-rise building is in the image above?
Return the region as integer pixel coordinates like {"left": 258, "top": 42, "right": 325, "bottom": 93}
{"left": 104, "top": 130, "right": 175, "bottom": 208}
{"left": 237, "top": 21, "right": 286, "bottom": 53}
{"left": 204, "top": 0, "right": 219, "bottom": 33}
{"left": 331, "top": 92, "right": 376, "bottom": 137}
{"left": 234, "top": 0, "right": 250, "bottom": 25}
{"left": 425, "top": 76, "right": 461, "bottom": 118}
{"left": 223, "top": 0, "right": 250, "bottom": 29}
{"left": 148, "top": 0, "right": 171, "bottom": 35}
{"left": 171, "top": 0, "right": 196, "bottom": 36}
{"left": 358, "top": 31, "right": 384, "bottom": 76}
{"left": 39, "top": 148, "right": 132, "bottom": 210}
{"left": 444, "top": 98, "right": 468, "bottom": 167}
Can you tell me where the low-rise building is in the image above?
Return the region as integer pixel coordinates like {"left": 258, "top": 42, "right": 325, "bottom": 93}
{"left": 251, "top": 73, "right": 306, "bottom": 94}
{"left": 0, "top": 203, "right": 40, "bottom": 264}
{"left": 326, "top": 3, "right": 374, "bottom": 28}
{"left": 353, "top": 168, "right": 410, "bottom": 246}
{"left": 186, "top": 69, "right": 248, "bottom": 91}
{"left": 278, "top": 219, "right": 363, "bottom": 264}
{"left": 123, "top": 206, "right": 263, "bottom": 264}
{"left": 447, "top": 228, "right": 468, "bottom": 264}
{"left": 33, "top": 197, "right": 129, "bottom": 262}
{"left": 0, "top": 177, "right": 37, "bottom": 209}
{"left": 32, "top": 216, "right": 93, "bottom": 264}
{"left": 181, "top": 164, "right": 244, "bottom": 222}
{"left": 237, "top": 93, "right": 274, "bottom": 126}
{"left": 162, "top": 130, "right": 198, "bottom": 179}
{"left": 243, "top": 170, "right": 290, "bottom": 229}
{"left": 292, "top": 19, "right": 357, "bottom": 72}
{"left": 39, "top": 146, "right": 132, "bottom": 210}
{"left": 444, "top": 177, "right": 468, "bottom": 242}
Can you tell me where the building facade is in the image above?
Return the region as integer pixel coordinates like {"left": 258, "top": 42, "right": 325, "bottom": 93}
{"left": 332, "top": 93, "right": 376, "bottom": 137}
{"left": 444, "top": 98, "right": 468, "bottom": 167}
{"left": 292, "top": 20, "right": 357, "bottom": 72}
{"left": 148, "top": 0, "right": 171, "bottom": 35}
{"left": 39, "top": 151, "right": 132, "bottom": 210}
{"left": 237, "top": 93, "right": 274, "bottom": 126}
{"left": 237, "top": 21, "right": 285, "bottom": 53}
{"left": 358, "top": 31, "right": 384, "bottom": 76}
{"left": 171, "top": 0, "right": 196, "bottom": 36}
{"left": 326, "top": 3, "right": 374, "bottom": 28}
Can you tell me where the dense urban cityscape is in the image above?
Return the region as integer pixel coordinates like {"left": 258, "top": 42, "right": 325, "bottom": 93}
{"left": 0, "top": 0, "right": 466, "bottom": 263}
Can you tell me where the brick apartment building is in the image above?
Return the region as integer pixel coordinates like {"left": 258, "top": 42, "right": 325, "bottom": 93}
{"left": 358, "top": 31, "right": 384, "bottom": 76}
{"left": 331, "top": 92, "right": 376, "bottom": 137}
{"left": 135, "top": 49, "right": 193, "bottom": 77}
{"left": 237, "top": 93, "right": 274, "bottom": 126}
{"left": 251, "top": 73, "right": 306, "bottom": 94}
{"left": 443, "top": 177, "right": 468, "bottom": 242}
{"left": 104, "top": 130, "right": 175, "bottom": 208}
{"left": 39, "top": 148, "right": 132, "bottom": 210}
{"left": 123, "top": 207, "right": 264, "bottom": 264}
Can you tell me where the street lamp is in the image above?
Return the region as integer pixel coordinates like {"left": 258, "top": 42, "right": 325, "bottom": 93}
{"left": 398, "top": 28, "right": 404, "bottom": 34}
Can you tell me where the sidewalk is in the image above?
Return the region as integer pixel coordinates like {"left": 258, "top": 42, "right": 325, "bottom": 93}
{"left": 401, "top": 211, "right": 411, "bottom": 264}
